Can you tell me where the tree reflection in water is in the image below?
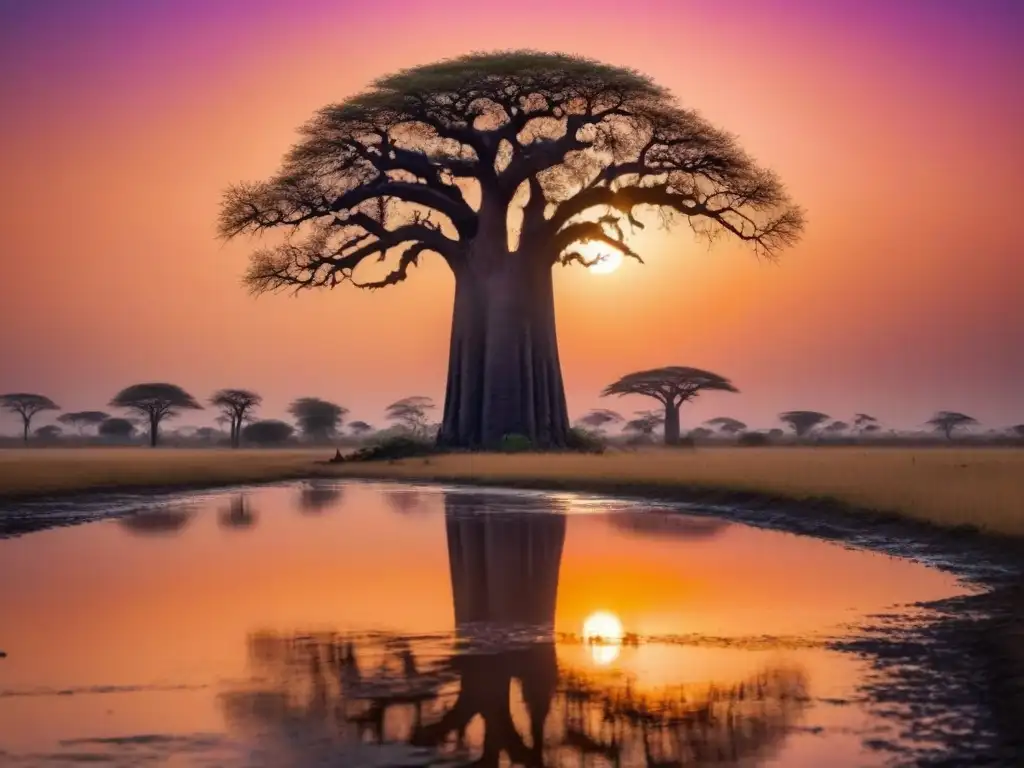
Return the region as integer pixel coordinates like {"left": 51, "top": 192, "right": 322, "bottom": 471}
{"left": 117, "top": 505, "right": 194, "bottom": 536}
{"left": 296, "top": 481, "right": 345, "bottom": 514}
{"left": 221, "top": 491, "right": 808, "bottom": 766}
{"left": 219, "top": 493, "right": 257, "bottom": 530}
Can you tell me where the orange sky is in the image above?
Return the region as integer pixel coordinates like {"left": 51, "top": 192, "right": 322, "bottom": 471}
{"left": 1, "top": 0, "right": 1022, "bottom": 432}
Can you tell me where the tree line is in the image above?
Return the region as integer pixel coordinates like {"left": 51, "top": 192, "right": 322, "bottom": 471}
{"left": 0, "top": 387, "right": 439, "bottom": 447}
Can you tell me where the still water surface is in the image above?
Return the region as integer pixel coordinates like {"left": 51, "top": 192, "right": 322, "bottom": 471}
{"left": 0, "top": 481, "right": 970, "bottom": 766}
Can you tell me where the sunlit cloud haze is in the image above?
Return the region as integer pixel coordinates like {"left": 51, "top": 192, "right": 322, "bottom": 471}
{"left": 1, "top": 0, "right": 1022, "bottom": 433}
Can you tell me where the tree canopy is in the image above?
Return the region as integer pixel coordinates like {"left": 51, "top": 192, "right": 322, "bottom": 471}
{"left": 242, "top": 419, "right": 295, "bottom": 446}
{"left": 288, "top": 397, "right": 347, "bottom": 441}
{"left": 386, "top": 396, "right": 435, "bottom": 437}
{"left": 926, "top": 411, "right": 977, "bottom": 440}
{"left": 705, "top": 416, "right": 746, "bottom": 434}
{"left": 57, "top": 410, "right": 110, "bottom": 434}
{"left": 210, "top": 388, "right": 263, "bottom": 448}
{"left": 109, "top": 383, "right": 202, "bottom": 447}
{"left": 99, "top": 417, "right": 135, "bottom": 439}
{"left": 577, "top": 408, "right": 623, "bottom": 431}
{"left": 778, "top": 410, "right": 830, "bottom": 438}
{"left": 0, "top": 393, "right": 60, "bottom": 443}
{"left": 347, "top": 420, "right": 374, "bottom": 436}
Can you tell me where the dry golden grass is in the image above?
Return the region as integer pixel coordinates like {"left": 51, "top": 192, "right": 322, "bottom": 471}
{"left": 322, "top": 448, "right": 1024, "bottom": 537}
{"left": 0, "top": 447, "right": 325, "bottom": 497}
{"left": 1, "top": 446, "right": 1022, "bottom": 537}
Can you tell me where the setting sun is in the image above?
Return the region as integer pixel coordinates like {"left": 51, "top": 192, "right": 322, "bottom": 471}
{"left": 582, "top": 610, "right": 625, "bottom": 665}
{"left": 578, "top": 241, "right": 625, "bottom": 274}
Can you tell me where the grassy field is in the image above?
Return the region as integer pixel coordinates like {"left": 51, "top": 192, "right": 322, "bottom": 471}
{"left": 1, "top": 446, "right": 1022, "bottom": 537}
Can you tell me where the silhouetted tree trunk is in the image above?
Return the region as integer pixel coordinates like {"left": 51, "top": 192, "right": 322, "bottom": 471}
{"left": 664, "top": 402, "right": 681, "bottom": 445}
{"left": 438, "top": 231, "right": 570, "bottom": 450}
{"left": 149, "top": 415, "right": 159, "bottom": 447}
{"left": 21, "top": 419, "right": 29, "bottom": 444}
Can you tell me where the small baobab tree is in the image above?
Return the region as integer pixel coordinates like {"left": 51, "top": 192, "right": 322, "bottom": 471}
{"left": 778, "top": 411, "right": 830, "bottom": 439}
{"left": 109, "top": 383, "right": 203, "bottom": 447}
{"left": 577, "top": 408, "right": 623, "bottom": 433}
{"left": 705, "top": 416, "right": 747, "bottom": 435}
{"left": 602, "top": 366, "right": 737, "bottom": 445}
{"left": 1, "top": 393, "right": 60, "bottom": 443}
{"left": 386, "top": 396, "right": 436, "bottom": 438}
{"left": 210, "top": 389, "right": 263, "bottom": 448}
{"left": 57, "top": 410, "right": 110, "bottom": 435}
{"left": 218, "top": 51, "right": 803, "bottom": 450}
{"left": 926, "top": 411, "right": 978, "bottom": 441}
{"left": 288, "top": 397, "right": 347, "bottom": 442}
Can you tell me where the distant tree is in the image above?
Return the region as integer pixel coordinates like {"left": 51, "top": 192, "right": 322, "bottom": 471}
{"left": 853, "top": 413, "right": 879, "bottom": 433}
{"left": 210, "top": 389, "right": 263, "bottom": 448}
{"left": 577, "top": 409, "right": 623, "bottom": 432}
{"left": 623, "top": 410, "right": 664, "bottom": 441}
{"left": 824, "top": 420, "right": 849, "bottom": 434}
{"left": 109, "top": 383, "right": 202, "bottom": 447}
{"left": 348, "top": 420, "right": 374, "bottom": 437}
{"left": 602, "top": 367, "right": 737, "bottom": 445}
{"left": 862, "top": 423, "right": 881, "bottom": 434}
{"left": 98, "top": 417, "right": 135, "bottom": 440}
{"left": 926, "top": 411, "right": 978, "bottom": 441}
{"left": 705, "top": 416, "right": 747, "bottom": 435}
{"left": 219, "top": 51, "right": 803, "bottom": 450}
{"left": 57, "top": 410, "right": 110, "bottom": 435}
{"left": 0, "top": 393, "right": 60, "bottom": 443}
{"left": 241, "top": 419, "right": 295, "bottom": 446}
{"left": 778, "top": 411, "right": 830, "bottom": 438}
{"left": 688, "top": 427, "right": 713, "bottom": 441}
{"left": 33, "top": 424, "right": 62, "bottom": 441}
{"left": 194, "top": 426, "right": 225, "bottom": 444}
{"left": 767, "top": 428, "right": 785, "bottom": 441}
{"left": 1011, "top": 424, "right": 1024, "bottom": 438}
{"left": 386, "top": 396, "right": 435, "bottom": 438}
{"left": 288, "top": 397, "right": 347, "bottom": 441}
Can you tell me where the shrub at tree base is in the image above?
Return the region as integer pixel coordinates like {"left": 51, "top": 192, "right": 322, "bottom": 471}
{"left": 344, "top": 434, "right": 440, "bottom": 462}
{"left": 499, "top": 433, "right": 534, "bottom": 453}
{"left": 566, "top": 428, "right": 606, "bottom": 455}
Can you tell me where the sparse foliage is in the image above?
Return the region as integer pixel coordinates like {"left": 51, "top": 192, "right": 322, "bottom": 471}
{"left": 824, "top": 420, "right": 849, "bottom": 434}
{"left": 0, "top": 393, "right": 60, "bottom": 443}
{"left": 778, "top": 411, "right": 830, "bottom": 438}
{"left": 623, "top": 409, "right": 664, "bottom": 441}
{"left": 288, "top": 397, "right": 347, "bottom": 441}
{"left": 210, "top": 389, "right": 263, "bottom": 448}
{"left": 603, "top": 366, "right": 737, "bottom": 445}
{"left": 241, "top": 419, "right": 295, "bottom": 446}
{"left": 853, "top": 413, "right": 878, "bottom": 433}
{"left": 348, "top": 420, "right": 374, "bottom": 436}
{"left": 386, "top": 396, "right": 435, "bottom": 438}
{"left": 109, "top": 383, "right": 202, "bottom": 447}
{"left": 926, "top": 411, "right": 978, "bottom": 440}
{"left": 219, "top": 50, "right": 803, "bottom": 449}
{"left": 57, "top": 410, "right": 110, "bottom": 435}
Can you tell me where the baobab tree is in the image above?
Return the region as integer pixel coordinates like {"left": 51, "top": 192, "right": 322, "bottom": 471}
{"left": 0, "top": 393, "right": 60, "bottom": 443}
{"left": 926, "top": 411, "right": 978, "bottom": 441}
{"left": 705, "top": 416, "right": 746, "bottom": 435}
{"left": 57, "top": 410, "right": 110, "bottom": 435}
{"left": 778, "top": 411, "right": 830, "bottom": 439}
{"left": 576, "top": 408, "right": 623, "bottom": 432}
{"left": 109, "top": 383, "right": 202, "bottom": 447}
{"left": 219, "top": 51, "right": 803, "bottom": 449}
{"left": 210, "top": 388, "right": 263, "bottom": 448}
{"left": 602, "top": 366, "right": 737, "bottom": 445}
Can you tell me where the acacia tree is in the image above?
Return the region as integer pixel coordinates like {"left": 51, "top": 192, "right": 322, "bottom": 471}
{"left": 778, "top": 411, "right": 829, "bottom": 439}
{"left": 926, "top": 411, "right": 977, "bottom": 441}
{"left": 386, "top": 396, "right": 435, "bottom": 437}
{"left": 577, "top": 408, "right": 623, "bottom": 432}
{"left": 602, "top": 366, "right": 737, "bottom": 445}
{"left": 57, "top": 410, "right": 110, "bottom": 435}
{"left": 210, "top": 389, "right": 263, "bottom": 448}
{"left": 623, "top": 410, "right": 664, "bottom": 441}
{"left": 705, "top": 416, "right": 746, "bottom": 435}
{"left": 98, "top": 417, "right": 135, "bottom": 440}
{"left": 109, "top": 383, "right": 202, "bottom": 447}
{"left": 288, "top": 397, "right": 347, "bottom": 441}
{"left": 33, "top": 424, "right": 62, "bottom": 441}
{"left": 0, "top": 393, "right": 60, "bottom": 443}
{"left": 348, "top": 420, "right": 374, "bottom": 437}
{"left": 824, "top": 420, "right": 849, "bottom": 434}
{"left": 219, "top": 51, "right": 803, "bottom": 449}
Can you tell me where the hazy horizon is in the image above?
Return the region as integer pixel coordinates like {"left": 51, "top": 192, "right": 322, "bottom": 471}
{"left": 2, "top": 0, "right": 1022, "bottom": 436}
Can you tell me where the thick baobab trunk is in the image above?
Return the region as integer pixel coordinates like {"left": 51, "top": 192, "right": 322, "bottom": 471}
{"left": 439, "top": 250, "right": 571, "bottom": 449}
{"left": 663, "top": 402, "right": 681, "bottom": 445}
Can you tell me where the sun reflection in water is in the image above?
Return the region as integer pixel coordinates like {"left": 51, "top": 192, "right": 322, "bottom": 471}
{"left": 582, "top": 610, "right": 625, "bottom": 665}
